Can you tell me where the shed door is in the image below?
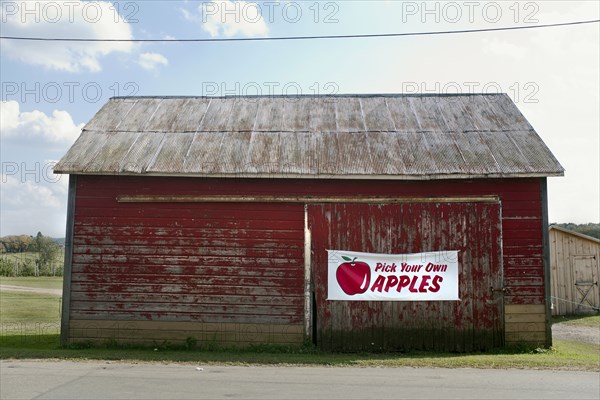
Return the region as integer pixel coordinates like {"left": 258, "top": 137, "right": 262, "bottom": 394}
{"left": 308, "top": 202, "right": 503, "bottom": 352}
{"left": 573, "top": 255, "right": 599, "bottom": 313}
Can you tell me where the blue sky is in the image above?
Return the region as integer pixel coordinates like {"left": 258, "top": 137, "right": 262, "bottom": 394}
{"left": 1, "top": 0, "right": 599, "bottom": 237}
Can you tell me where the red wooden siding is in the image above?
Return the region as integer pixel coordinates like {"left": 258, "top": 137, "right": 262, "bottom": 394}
{"left": 309, "top": 202, "right": 503, "bottom": 352}
{"left": 67, "top": 176, "right": 545, "bottom": 346}
{"left": 71, "top": 179, "right": 305, "bottom": 333}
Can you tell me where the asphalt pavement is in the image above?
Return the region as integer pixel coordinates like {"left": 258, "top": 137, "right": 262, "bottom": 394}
{"left": 1, "top": 360, "right": 598, "bottom": 400}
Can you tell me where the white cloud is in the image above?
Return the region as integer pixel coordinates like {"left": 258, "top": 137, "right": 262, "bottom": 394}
{"left": 0, "top": 101, "right": 81, "bottom": 236}
{"left": 183, "top": 1, "right": 269, "bottom": 38}
{"left": 138, "top": 52, "right": 169, "bottom": 71}
{"left": 0, "top": 101, "right": 83, "bottom": 149}
{"left": 0, "top": 0, "right": 134, "bottom": 72}
{"left": 0, "top": 170, "right": 69, "bottom": 237}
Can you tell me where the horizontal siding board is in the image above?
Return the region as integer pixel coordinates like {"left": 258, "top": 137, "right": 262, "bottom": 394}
{"left": 70, "top": 311, "right": 302, "bottom": 324}
{"left": 74, "top": 226, "right": 302, "bottom": 240}
{"left": 74, "top": 217, "right": 303, "bottom": 230}
{"left": 69, "top": 321, "right": 304, "bottom": 345}
{"left": 71, "top": 245, "right": 303, "bottom": 259}
{"left": 71, "top": 272, "right": 303, "bottom": 287}
{"left": 71, "top": 283, "right": 299, "bottom": 298}
{"left": 72, "top": 254, "right": 299, "bottom": 268}
{"left": 73, "top": 235, "right": 303, "bottom": 248}
{"left": 70, "top": 292, "right": 303, "bottom": 306}
{"left": 71, "top": 264, "right": 304, "bottom": 279}
{"left": 70, "top": 302, "right": 302, "bottom": 317}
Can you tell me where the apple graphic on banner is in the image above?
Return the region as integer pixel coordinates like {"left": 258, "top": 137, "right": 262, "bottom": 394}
{"left": 336, "top": 256, "right": 371, "bottom": 295}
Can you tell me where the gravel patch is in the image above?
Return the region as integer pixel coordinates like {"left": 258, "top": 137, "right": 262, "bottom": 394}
{"left": 552, "top": 322, "right": 600, "bottom": 345}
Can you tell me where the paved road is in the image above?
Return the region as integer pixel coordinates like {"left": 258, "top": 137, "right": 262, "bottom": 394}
{"left": 1, "top": 360, "right": 598, "bottom": 400}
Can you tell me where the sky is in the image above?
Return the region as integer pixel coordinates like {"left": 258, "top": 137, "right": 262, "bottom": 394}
{"left": 0, "top": 0, "right": 599, "bottom": 238}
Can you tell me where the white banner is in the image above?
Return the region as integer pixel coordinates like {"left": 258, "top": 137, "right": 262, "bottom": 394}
{"left": 327, "top": 250, "right": 459, "bottom": 301}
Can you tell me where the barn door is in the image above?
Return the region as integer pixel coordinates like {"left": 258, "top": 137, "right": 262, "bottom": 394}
{"left": 308, "top": 201, "right": 503, "bottom": 352}
{"left": 572, "top": 255, "right": 599, "bottom": 313}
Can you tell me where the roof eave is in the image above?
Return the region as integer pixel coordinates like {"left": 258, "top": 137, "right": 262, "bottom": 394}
{"left": 52, "top": 170, "right": 565, "bottom": 180}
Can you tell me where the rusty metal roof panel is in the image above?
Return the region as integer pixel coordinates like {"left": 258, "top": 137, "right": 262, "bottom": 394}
{"left": 54, "top": 94, "right": 564, "bottom": 179}
{"left": 226, "top": 99, "right": 259, "bottom": 132}
{"left": 182, "top": 131, "right": 224, "bottom": 174}
{"left": 120, "top": 131, "right": 166, "bottom": 174}
{"left": 361, "top": 97, "right": 396, "bottom": 132}
{"left": 114, "top": 98, "right": 162, "bottom": 132}
{"left": 309, "top": 98, "right": 337, "bottom": 132}
{"left": 335, "top": 97, "right": 365, "bottom": 133}
{"left": 408, "top": 97, "right": 448, "bottom": 132}
{"left": 84, "top": 98, "right": 138, "bottom": 131}
{"left": 386, "top": 97, "right": 420, "bottom": 132}
{"left": 147, "top": 131, "right": 195, "bottom": 173}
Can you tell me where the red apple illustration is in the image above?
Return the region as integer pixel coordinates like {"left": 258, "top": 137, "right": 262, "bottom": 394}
{"left": 336, "top": 256, "right": 371, "bottom": 295}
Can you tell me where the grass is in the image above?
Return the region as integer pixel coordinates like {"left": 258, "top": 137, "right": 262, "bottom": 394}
{"left": 0, "top": 276, "right": 63, "bottom": 290}
{"left": 0, "top": 334, "right": 597, "bottom": 371}
{"left": 0, "top": 277, "right": 598, "bottom": 370}
{"left": 0, "top": 291, "right": 62, "bottom": 325}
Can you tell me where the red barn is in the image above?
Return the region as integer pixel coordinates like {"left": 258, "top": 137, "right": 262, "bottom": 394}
{"left": 54, "top": 94, "right": 564, "bottom": 351}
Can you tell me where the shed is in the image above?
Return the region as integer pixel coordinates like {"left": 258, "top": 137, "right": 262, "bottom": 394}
{"left": 550, "top": 226, "right": 600, "bottom": 315}
{"left": 54, "top": 94, "right": 564, "bottom": 351}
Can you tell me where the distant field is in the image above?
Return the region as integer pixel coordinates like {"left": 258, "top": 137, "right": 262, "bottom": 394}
{"left": 0, "top": 251, "right": 64, "bottom": 265}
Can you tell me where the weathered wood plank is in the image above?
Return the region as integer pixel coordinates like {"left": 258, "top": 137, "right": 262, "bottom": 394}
{"left": 505, "top": 313, "right": 545, "bottom": 323}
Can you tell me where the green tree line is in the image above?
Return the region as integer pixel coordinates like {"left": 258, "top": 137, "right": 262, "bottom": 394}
{"left": 0, "top": 232, "right": 63, "bottom": 276}
{"left": 553, "top": 223, "right": 600, "bottom": 240}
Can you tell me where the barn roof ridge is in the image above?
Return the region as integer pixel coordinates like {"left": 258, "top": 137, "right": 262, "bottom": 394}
{"left": 54, "top": 94, "right": 565, "bottom": 179}
{"left": 108, "top": 93, "right": 509, "bottom": 100}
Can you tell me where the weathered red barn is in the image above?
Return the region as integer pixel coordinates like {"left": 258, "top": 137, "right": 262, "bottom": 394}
{"left": 55, "top": 94, "right": 564, "bottom": 351}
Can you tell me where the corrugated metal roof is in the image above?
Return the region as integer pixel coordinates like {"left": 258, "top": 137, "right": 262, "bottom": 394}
{"left": 54, "top": 94, "right": 564, "bottom": 179}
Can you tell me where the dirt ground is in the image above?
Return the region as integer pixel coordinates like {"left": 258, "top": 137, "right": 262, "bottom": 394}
{"left": 0, "top": 284, "right": 62, "bottom": 296}
{"left": 552, "top": 321, "right": 600, "bottom": 345}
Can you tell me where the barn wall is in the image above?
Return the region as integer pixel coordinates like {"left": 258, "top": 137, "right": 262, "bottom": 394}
{"left": 65, "top": 175, "right": 548, "bottom": 347}
{"left": 550, "top": 229, "right": 600, "bottom": 315}
{"left": 68, "top": 177, "right": 306, "bottom": 346}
